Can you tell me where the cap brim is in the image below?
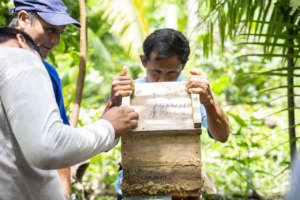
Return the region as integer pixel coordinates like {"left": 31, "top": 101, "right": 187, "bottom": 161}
{"left": 37, "top": 12, "right": 80, "bottom": 27}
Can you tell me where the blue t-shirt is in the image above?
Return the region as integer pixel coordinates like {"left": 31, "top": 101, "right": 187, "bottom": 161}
{"left": 115, "top": 77, "right": 212, "bottom": 195}
{"left": 43, "top": 60, "right": 70, "bottom": 125}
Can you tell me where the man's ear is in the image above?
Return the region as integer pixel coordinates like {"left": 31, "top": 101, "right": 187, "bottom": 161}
{"left": 140, "top": 55, "right": 147, "bottom": 68}
{"left": 16, "top": 33, "right": 28, "bottom": 49}
{"left": 17, "top": 10, "right": 31, "bottom": 30}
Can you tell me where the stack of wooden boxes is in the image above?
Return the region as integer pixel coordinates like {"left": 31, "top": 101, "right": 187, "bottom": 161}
{"left": 121, "top": 82, "right": 203, "bottom": 198}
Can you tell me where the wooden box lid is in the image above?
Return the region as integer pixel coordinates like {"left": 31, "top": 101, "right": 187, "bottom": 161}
{"left": 122, "top": 81, "right": 202, "bottom": 133}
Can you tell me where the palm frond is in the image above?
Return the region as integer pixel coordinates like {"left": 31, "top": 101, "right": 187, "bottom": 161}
{"left": 99, "top": 0, "right": 150, "bottom": 57}
{"left": 260, "top": 85, "right": 300, "bottom": 93}
{"left": 238, "top": 42, "right": 300, "bottom": 48}
{"left": 197, "top": 0, "right": 300, "bottom": 160}
{"left": 238, "top": 53, "right": 300, "bottom": 59}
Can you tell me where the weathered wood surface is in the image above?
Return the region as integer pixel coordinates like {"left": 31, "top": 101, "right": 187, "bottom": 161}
{"left": 121, "top": 133, "right": 202, "bottom": 196}
{"left": 122, "top": 82, "right": 201, "bottom": 133}
{"left": 121, "top": 82, "right": 202, "bottom": 197}
{"left": 191, "top": 93, "right": 202, "bottom": 129}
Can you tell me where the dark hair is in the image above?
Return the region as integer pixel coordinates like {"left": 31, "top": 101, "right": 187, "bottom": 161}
{"left": 9, "top": 11, "right": 39, "bottom": 28}
{"left": 143, "top": 28, "right": 190, "bottom": 65}
{"left": 0, "top": 27, "right": 41, "bottom": 57}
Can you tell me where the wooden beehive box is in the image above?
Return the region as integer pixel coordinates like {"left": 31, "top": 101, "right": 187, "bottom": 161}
{"left": 121, "top": 82, "right": 203, "bottom": 197}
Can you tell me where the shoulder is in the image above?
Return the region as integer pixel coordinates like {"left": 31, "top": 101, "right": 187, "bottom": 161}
{"left": 0, "top": 47, "right": 41, "bottom": 68}
{"left": 0, "top": 48, "right": 49, "bottom": 90}
{"left": 177, "top": 77, "right": 186, "bottom": 82}
{"left": 134, "top": 77, "right": 146, "bottom": 83}
{"left": 0, "top": 47, "right": 45, "bottom": 84}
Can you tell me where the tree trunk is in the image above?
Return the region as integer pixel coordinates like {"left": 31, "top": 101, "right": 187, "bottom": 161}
{"left": 57, "top": 0, "right": 88, "bottom": 197}
{"left": 69, "top": 0, "right": 88, "bottom": 189}
{"left": 70, "top": 0, "right": 88, "bottom": 127}
{"left": 286, "top": 11, "right": 297, "bottom": 163}
{"left": 287, "top": 42, "right": 296, "bottom": 162}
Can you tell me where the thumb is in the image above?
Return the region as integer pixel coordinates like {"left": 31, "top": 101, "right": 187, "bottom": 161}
{"left": 189, "top": 68, "right": 202, "bottom": 76}
{"left": 120, "top": 66, "right": 128, "bottom": 76}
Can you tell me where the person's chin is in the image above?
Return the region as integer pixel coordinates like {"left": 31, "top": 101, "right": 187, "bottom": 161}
{"left": 41, "top": 53, "right": 48, "bottom": 59}
{"left": 41, "top": 48, "right": 50, "bottom": 59}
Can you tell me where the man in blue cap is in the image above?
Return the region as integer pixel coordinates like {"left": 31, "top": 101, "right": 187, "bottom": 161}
{"left": 9, "top": 0, "right": 80, "bottom": 197}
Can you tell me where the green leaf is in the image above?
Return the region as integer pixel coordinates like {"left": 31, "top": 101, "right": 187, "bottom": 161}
{"left": 227, "top": 112, "right": 247, "bottom": 127}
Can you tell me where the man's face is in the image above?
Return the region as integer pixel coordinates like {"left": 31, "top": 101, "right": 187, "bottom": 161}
{"left": 19, "top": 12, "right": 65, "bottom": 59}
{"left": 141, "top": 51, "right": 184, "bottom": 82}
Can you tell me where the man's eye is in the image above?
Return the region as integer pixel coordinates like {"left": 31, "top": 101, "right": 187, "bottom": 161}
{"left": 167, "top": 71, "right": 179, "bottom": 76}
{"left": 151, "top": 70, "right": 161, "bottom": 75}
{"left": 46, "top": 28, "right": 56, "bottom": 34}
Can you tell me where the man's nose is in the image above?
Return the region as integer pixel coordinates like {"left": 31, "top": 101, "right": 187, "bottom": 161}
{"left": 158, "top": 74, "right": 168, "bottom": 82}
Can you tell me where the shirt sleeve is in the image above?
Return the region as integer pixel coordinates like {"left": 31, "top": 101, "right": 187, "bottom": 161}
{"left": 200, "top": 104, "right": 213, "bottom": 138}
{"left": 0, "top": 49, "right": 116, "bottom": 170}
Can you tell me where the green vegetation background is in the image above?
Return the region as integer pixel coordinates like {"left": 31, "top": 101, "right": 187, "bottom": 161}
{"left": 1, "top": 0, "right": 299, "bottom": 199}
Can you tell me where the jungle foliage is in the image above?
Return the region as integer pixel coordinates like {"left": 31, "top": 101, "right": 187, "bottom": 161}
{"left": 0, "top": 0, "right": 299, "bottom": 199}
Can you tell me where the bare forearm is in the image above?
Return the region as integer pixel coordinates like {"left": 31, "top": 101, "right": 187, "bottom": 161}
{"left": 57, "top": 168, "right": 71, "bottom": 197}
{"left": 204, "top": 99, "right": 229, "bottom": 143}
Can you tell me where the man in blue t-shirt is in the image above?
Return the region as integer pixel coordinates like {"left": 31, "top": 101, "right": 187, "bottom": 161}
{"left": 9, "top": 0, "right": 80, "bottom": 196}
{"left": 108, "top": 28, "right": 230, "bottom": 199}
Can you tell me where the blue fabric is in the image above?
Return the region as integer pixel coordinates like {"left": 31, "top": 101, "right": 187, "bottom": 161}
{"left": 43, "top": 60, "right": 70, "bottom": 125}
{"left": 13, "top": 0, "right": 69, "bottom": 13}
{"left": 11, "top": 0, "right": 80, "bottom": 27}
{"left": 115, "top": 76, "right": 213, "bottom": 195}
{"left": 115, "top": 170, "right": 123, "bottom": 195}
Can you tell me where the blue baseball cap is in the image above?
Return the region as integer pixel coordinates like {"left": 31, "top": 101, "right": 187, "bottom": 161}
{"left": 10, "top": 0, "right": 80, "bottom": 27}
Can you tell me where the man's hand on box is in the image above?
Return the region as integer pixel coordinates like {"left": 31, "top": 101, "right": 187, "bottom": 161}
{"left": 110, "top": 67, "right": 134, "bottom": 107}
{"left": 186, "top": 69, "right": 229, "bottom": 143}
{"left": 186, "top": 69, "right": 214, "bottom": 105}
{"left": 102, "top": 106, "right": 138, "bottom": 138}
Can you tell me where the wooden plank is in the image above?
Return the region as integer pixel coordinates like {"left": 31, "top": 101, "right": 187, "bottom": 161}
{"left": 191, "top": 94, "right": 202, "bottom": 129}
{"left": 122, "top": 96, "right": 131, "bottom": 107}
{"left": 122, "top": 166, "right": 202, "bottom": 197}
{"left": 122, "top": 82, "right": 201, "bottom": 132}
{"left": 121, "top": 133, "right": 202, "bottom": 197}
{"left": 122, "top": 134, "right": 201, "bottom": 167}
{"left": 127, "top": 129, "right": 201, "bottom": 136}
